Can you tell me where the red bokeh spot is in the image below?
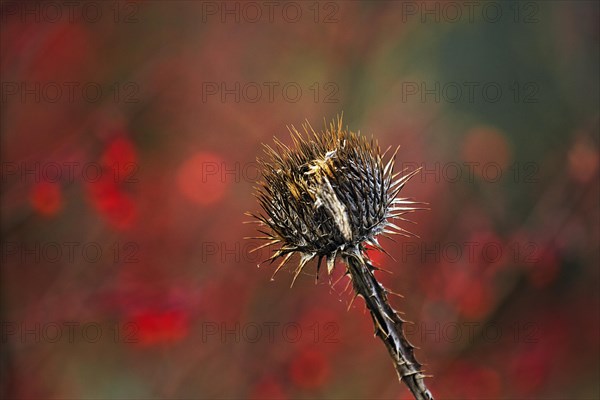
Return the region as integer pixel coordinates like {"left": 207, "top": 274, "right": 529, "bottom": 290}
{"left": 177, "top": 152, "right": 228, "bottom": 206}
{"left": 30, "top": 181, "right": 62, "bottom": 217}
{"left": 101, "top": 136, "right": 138, "bottom": 183}
{"left": 87, "top": 174, "right": 137, "bottom": 230}
{"left": 85, "top": 135, "right": 139, "bottom": 230}
{"left": 289, "top": 348, "right": 330, "bottom": 390}
{"left": 133, "top": 309, "right": 189, "bottom": 346}
{"left": 87, "top": 174, "right": 120, "bottom": 209}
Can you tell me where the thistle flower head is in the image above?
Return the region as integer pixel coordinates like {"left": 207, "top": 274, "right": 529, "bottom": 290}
{"left": 249, "top": 116, "right": 421, "bottom": 283}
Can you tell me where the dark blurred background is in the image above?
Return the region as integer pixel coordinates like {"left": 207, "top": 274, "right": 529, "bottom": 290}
{"left": 1, "top": 1, "right": 598, "bottom": 399}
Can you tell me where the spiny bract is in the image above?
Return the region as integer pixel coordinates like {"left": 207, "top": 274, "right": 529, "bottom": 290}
{"left": 248, "top": 116, "right": 421, "bottom": 285}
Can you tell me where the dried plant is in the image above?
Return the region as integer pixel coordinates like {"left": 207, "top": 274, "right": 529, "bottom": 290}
{"left": 247, "top": 116, "right": 433, "bottom": 400}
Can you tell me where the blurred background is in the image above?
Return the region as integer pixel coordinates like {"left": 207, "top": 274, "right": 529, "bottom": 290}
{"left": 1, "top": 1, "right": 598, "bottom": 399}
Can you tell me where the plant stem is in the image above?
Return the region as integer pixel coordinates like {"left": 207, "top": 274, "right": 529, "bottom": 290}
{"left": 344, "top": 251, "right": 434, "bottom": 400}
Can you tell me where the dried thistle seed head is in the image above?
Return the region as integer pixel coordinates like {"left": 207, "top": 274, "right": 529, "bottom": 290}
{"left": 250, "top": 116, "right": 421, "bottom": 283}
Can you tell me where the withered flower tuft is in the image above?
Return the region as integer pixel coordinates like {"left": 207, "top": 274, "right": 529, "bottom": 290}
{"left": 248, "top": 116, "right": 433, "bottom": 400}
{"left": 250, "top": 115, "right": 420, "bottom": 282}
